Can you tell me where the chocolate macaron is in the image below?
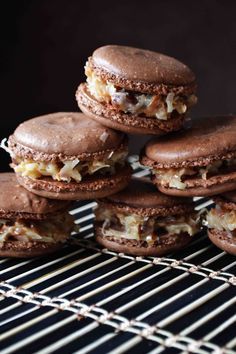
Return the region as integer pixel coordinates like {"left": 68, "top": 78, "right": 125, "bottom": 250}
{"left": 4, "top": 112, "right": 131, "bottom": 200}
{"left": 76, "top": 45, "right": 197, "bottom": 135}
{"left": 141, "top": 115, "right": 236, "bottom": 197}
{"left": 205, "top": 191, "right": 236, "bottom": 255}
{"left": 0, "top": 173, "right": 76, "bottom": 258}
{"left": 94, "top": 178, "right": 200, "bottom": 256}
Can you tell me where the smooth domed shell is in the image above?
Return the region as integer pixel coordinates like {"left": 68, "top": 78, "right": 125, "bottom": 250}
{"left": 0, "top": 173, "right": 69, "bottom": 215}
{"left": 12, "top": 112, "right": 126, "bottom": 155}
{"left": 145, "top": 115, "right": 236, "bottom": 165}
{"left": 105, "top": 178, "right": 192, "bottom": 209}
{"left": 92, "top": 45, "right": 195, "bottom": 85}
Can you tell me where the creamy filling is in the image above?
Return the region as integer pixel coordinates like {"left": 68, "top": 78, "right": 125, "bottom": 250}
{"left": 153, "top": 159, "right": 236, "bottom": 190}
{"left": 95, "top": 206, "right": 200, "bottom": 243}
{"left": 0, "top": 213, "right": 77, "bottom": 244}
{"left": 12, "top": 151, "right": 127, "bottom": 183}
{"left": 206, "top": 206, "right": 236, "bottom": 236}
{"left": 85, "top": 63, "right": 197, "bottom": 120}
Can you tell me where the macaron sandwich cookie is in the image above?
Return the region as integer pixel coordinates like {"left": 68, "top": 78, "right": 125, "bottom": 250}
{"left": 0, "top": 173, "right": 76, "bottom": 258}
{"left": 141, "top": 115, "right": 236, "bottom": 197}
{"left": 205, "top": 191, "right": 236, "bottom": 255}
{"left": 94, "top": 178, "right": 200, "bottom": 256}
{"left": 76, "top": 45, "right": 197, "bottom": 135}
{"left": 4, "top": 112, "right": 131, "bottom": 200}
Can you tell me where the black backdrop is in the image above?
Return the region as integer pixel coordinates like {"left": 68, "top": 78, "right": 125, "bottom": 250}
{"left": 1, "top": 0, "right": 235, "bottom": 171}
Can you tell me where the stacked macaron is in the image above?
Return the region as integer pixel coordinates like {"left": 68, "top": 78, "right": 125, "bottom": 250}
{"left": 77, "top": 45, "right": 197, "bottom": 135}
{"left": 1, "top": 44, "right": 235, "bottom": 257}
{"left": 140, "top": 116, "right": 236, "bottom": 197}
{"left": 140, "top": 114, "right": 236, "bottom": 256}
{"left": 1, "top": 111, "right": 132, "bottom": 257}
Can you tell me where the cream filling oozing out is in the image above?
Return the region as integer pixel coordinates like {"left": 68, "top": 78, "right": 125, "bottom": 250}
{"left": 85, "top": 63, "right": 197, "bottom": 120}
{"left": 95, "top": 206, "right": 200, "bottom": 243}
{"left": 206, "top": 206, "right": 236, "bottom": 235}
{"left": 12, "top": 151, "right": 127, "bottom": 183}
{"left": 0, "top": 213, "right": 77, "bottom": 244}
{"left": 153, "top": 159, "right": 236, "bottom": 190}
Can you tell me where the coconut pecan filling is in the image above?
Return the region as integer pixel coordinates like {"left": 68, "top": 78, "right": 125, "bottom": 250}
{"left": 95, "top": 206, "right": 200, "bottom": 243}
{"left": 205, "top": 206, "right": 236, "bottom": 237}
{"left": 153, "top": 158, "right": 236, "bottom": 190}
{"left": 0, "top": 213, "right": 77, "bottom": 244}
{"left": 11, "top": 151, "right": 127, "bottom": 183}
{"left": 85, "top": 63, "right": 197, "bottom": 120}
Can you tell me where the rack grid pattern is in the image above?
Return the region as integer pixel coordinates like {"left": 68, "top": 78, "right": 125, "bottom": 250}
{"left": 1, "top": 158, "right": 236, "bottom": 354}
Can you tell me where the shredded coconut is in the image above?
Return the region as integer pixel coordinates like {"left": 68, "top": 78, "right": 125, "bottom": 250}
{"left": 99, "top": 131, "right": 109, "bottom": 143}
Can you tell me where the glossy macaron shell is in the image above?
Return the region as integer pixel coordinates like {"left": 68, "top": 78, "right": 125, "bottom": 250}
{"left": 16, "top": 165, "right": 132, "bottom": 201}
{"left": 102, "top": 178, "right": 194, "bottom": 216}
{"left": 10, "top": 112, "right": 127, "bottom": 159}
{"left": 95, "top": 233, "right": 193, "bottom": 257}
{"left": 157, "top": 181, "right": 236, "bottom": 198}
{"left": 91, "top": 45, "right": 196, "bottom": 89}
{"left": 208, "top": 230, "right": 236, "bottom": 256}
{"left": 0, "top": 241, "right": 64, "bottom": 258}
{"left": 144, "top": 115, "right": 236, "bottom": 167}
{"left": 0, "top": 173, "right": 70, "bottom": 219}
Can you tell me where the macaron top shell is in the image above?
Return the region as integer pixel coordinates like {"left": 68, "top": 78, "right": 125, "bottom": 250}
{"left": 103, "top": 178, "right": 193, "bottom": 213}
{"left": 11, "top": 112, "right": 126, "bottom": 157}
{"left": 0, "top": 173, "right": 70, "bottom": 218}
{"left": 91, "top": 45, "right": 195, "bottom": 86}
{"left": 145, "top": 116, "right": 236, "bottom": 167}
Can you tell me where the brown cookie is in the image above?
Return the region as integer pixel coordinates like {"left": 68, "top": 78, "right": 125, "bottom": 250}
{"left": 0, "top": 173, "right": 75, "bottom": 258}
{"left": 208, "top": 230, "right": 236, "bottom": 256}
{"left": 140, "top": 115, "right": 236, "bottom": 197}
{"left": 5, "top": 112, "right": 131, "bottom": 200}
{"left": 76, "top": 45, "right": 197, "bottom": 135}
{"left": 94, "top": 178, "right": 200, "bottom": 256}
{"left": 96, "top": 233, "right": 192, "bottom": 257}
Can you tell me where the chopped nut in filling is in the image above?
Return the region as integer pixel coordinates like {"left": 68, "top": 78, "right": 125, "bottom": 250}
{"left": 153, "top": 159, "right": 236, "bottom": 190}
{"left": 206, "top": 206, "right": 236, "bottom": 235}
{"left": 85, "top": 62, "right": 197, "bottom": 120}
{"left": 0, "top": 213, "right": 77, "bottom": 244}
{"left": 12, "top": 151, "right": 127, "bottom": 183}
{"left": 95, "top": 206, "right": 200, "bottom": 243}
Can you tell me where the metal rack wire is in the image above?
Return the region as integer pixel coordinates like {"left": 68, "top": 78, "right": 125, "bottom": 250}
{"left": 1, "top": 158, "right": 236, "bottom": 354}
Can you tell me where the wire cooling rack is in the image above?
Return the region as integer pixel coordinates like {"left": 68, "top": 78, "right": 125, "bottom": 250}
{"left": 1, "top": 157, "right": 236, "bottom": 354}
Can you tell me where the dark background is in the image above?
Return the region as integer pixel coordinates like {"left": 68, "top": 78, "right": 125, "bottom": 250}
{"left": 1, "top": 0, "right": 235, "bottom": 171}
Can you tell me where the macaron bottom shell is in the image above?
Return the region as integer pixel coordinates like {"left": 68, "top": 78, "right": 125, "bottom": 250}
{"left": 77, "top": 83, "right": 186, "bottom": 135}
{"left": 0, "top": 241, "right": 63, "bottom": 258}
{"left": 15, "top": 164, "right": 132, "bottom": 200}
{"left": 95, "top": 227, "right": 192, "bottom": 257}
{"left": 157, "top": 179, "right": 236, "bottom": 197}
{"left": 208, "top": 229, "right": 236, "bottom": 256}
